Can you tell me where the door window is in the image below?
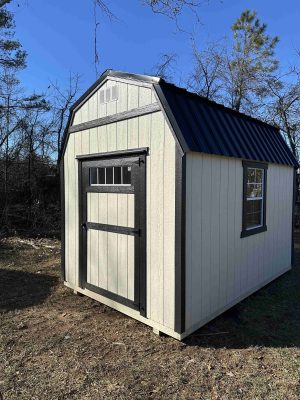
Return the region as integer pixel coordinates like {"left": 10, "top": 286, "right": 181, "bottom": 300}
{"left": 89, "top": 166, "right": 131, "bottom": 186}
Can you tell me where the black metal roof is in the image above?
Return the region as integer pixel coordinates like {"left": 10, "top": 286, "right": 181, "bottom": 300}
{"left": 60, "top": 70, "right": 298, "bottom": 167}
{"left": 155, "top": 81, "right": 298, "bottom": 167}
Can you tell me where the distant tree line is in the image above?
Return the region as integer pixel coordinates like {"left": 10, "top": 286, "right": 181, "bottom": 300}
{"left": 0, "top": 0, "right": 80, "bottom": 236}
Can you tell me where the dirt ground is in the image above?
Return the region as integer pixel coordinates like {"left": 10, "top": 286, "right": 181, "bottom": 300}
{"left": 1, "top": 236, "right": 300, "bottom": 400}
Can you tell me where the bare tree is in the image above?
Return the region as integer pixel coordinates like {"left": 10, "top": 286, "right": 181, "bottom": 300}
{"left": 48, "top": 73, "right": 80, "bottom": 161}
{"left": 92, "top": 0, "right": 206, "bottom": 74}
{"left": 0, "top": 67, "right": 51, "bottom": 226}
{"left": 145, "top": 0, "right": 203, "bottom": 19}
{"left": 266, "top": 70, "right": 300, "bottom": 160}
{"left": 92, "top": 0, "right": 117, "bottom": 76}
{"left": 187, "top": 39, "right": 224, "bottom": 99}
{"left": 0, "top": 1, "right": 69, "bottom": 234}
{"left": 152, "top": 53, "right": 177, "bottom": 81}
{"left": 19, "top": 98, "right": 50, "bottom": 214}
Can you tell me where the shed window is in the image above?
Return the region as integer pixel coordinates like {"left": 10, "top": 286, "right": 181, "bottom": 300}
{"left": 89, "top": 166, "right": 131, "bottom": 186}
{"left": 241, "top": 161, "right": 268, "bottom": 238}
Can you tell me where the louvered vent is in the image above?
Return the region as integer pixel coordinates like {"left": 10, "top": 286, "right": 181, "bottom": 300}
{"left": 99, "top": 84, "right": 118, "bottom": 104}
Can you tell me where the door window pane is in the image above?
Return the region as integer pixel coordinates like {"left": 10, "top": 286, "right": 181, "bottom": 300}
{"left": 98, "top": 168, "right": 105, "bottom": 184}
{"left": 106, "top": 167, "right": 113, "bottom": 184}
{"left": 90, "top": 168, "right": 97, "bottom": 185}
{"left": 114, "top": 167, "right": 122, "bottom": 184}
{"left": 123, "top": 166, "right": 131, "bottom": 184}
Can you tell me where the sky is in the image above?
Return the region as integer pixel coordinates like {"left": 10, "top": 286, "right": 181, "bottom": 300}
{"left": 8, "top": 0, "right": 300, "bottom": 97}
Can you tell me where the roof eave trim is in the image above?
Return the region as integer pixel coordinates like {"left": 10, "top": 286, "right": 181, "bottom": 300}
{"left": 153, "top": 83, "right": 189, "bottom": 154}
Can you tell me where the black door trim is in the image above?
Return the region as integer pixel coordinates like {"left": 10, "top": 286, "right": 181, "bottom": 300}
{"left": 78, "top": 149, "right": 147, "bottom": 316}
{"left": 76, "top": 147, "right": 149, "bottom": 161}
{"left": 85, "top": 185, "right": 135, "bottom": 194}
{"left": 84, "top": 282, "right": 140, "bottom": 310}
{"left": 135, "top": 153, "right": 147, "bottom": 317}
{"left": 174, "top": 149, "right": 186, "bottom": 334}
{"left": 85, "top": 222, "right": 140, "bottom": 236}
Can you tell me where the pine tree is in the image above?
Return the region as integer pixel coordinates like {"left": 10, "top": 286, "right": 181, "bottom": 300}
{"left": 0, "top": 0, "right": 26, "bottom": 69}
{"left": 227, "top": 10, "right": 279, "bottom": 112}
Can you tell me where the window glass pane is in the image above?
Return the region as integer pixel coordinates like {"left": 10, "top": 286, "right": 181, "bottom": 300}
{"left": 247, "top": 168, "right": 256, "bottom": 183}
{"left": 106, "top": 167, "right": 113, "bottom": 184}
{"left": 255, "top": 183, "right": 262, "bottom": 197}
{"left": 247, "top": 168, "right": 263, "bottom": 184}
{"left": 114, "top": 167, "right": 122, "bottom": 184}
{"left": 122, "top": 166, "right": 131, "bottom": 184}
{"left": 256, "top": 169, "right": 263, "bottom": 183}
{"left": 247, "top": 183, "right": 262, "bottom": 198}
{"left": 245, "top": 199, "right": 262, "bottom": 229}
{"left": 98, "top": 168, "right": 105, "bottom": 184}
{"left": 90, "top": 168, "right": 97, "bottom": 184}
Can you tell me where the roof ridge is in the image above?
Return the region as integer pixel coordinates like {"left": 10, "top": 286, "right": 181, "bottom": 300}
{"left": 107, "top": 69, "right": 161, "bottom": 84}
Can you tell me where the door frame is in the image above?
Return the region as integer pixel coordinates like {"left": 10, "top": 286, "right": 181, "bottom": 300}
{"left": 77, "top": 148, "right": 147, "bottom": 317}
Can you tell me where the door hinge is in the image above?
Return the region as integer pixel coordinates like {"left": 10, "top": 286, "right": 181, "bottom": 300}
{"left": 133, "top": 157, "right": 145, "bottom": 166}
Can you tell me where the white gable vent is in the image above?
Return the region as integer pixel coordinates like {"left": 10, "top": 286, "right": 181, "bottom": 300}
{"left": 99, "top": 84, "right": 118, "bottom": 104}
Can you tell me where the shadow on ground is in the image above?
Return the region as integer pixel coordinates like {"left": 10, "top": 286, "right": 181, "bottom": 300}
{"left": 0, "top": 269, "right": 58, "bottom": 312}
{"left": 1, "top": 234, "right": 300, "bottom": 349}
{"left": 185, "top": 247, "right": 300, "bottom": 348}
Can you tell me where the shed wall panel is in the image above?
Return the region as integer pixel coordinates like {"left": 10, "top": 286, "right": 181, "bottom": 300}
{"left": 72, "top": 79, "right": 154, "bottom": 125}
{"left": 185, "top": 152, "right": 293, "bottom": 331}
{"left": 64, "top": 99, "right": 176, "bottom": 329}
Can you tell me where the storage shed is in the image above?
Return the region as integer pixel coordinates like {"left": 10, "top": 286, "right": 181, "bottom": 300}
{"left": 60, "top": 69, "right": 298, "bottom": 340}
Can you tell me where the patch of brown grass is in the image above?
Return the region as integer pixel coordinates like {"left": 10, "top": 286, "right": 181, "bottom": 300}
{"left": 1, "top": 236, "right": 300, "bottom": 399}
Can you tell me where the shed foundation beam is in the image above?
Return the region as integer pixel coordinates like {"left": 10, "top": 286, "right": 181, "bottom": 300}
{"left": 152, "top": 327, "right": 163, "bottom": 336}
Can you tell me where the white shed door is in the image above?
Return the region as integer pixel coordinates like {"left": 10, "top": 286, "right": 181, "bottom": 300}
{"left": 79, "top": 152, "right": 146, "bottom": 315}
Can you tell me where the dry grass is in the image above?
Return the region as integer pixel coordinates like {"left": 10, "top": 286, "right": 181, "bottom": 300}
{"left": 1, "top": 236, "right": 300, "bottom": 399}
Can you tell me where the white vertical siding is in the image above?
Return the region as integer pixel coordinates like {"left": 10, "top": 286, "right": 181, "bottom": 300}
{"left": 86, "top": 192, "right": 135, "bottom": 300}
{"left": 72, "top": 79, "right": 154, "bottom": 124}
{"left": 63, "top": 83, "right": 176, "bottom": 330}
{"left": 185, "top": 153, "right": 294, "bottom": 332}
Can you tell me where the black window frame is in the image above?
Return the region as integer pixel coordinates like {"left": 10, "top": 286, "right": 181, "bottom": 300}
{"left": 241, "top": 160, "right": 268, "bottom": 238}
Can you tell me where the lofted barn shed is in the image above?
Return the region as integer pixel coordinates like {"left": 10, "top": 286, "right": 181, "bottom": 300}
{"left": 60, "top": 70, "right": 298, "bottom": 340}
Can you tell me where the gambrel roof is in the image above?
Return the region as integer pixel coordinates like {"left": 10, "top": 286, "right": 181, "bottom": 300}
{"left": 60, "top": 69, "right": 298, "bottom": 167}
